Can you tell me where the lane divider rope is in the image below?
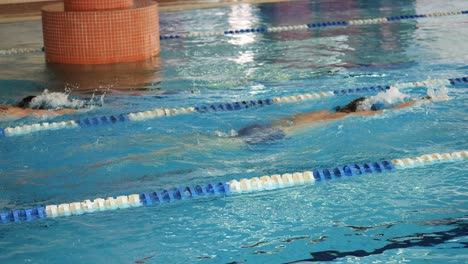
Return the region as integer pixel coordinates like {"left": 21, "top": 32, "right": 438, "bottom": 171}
{"left": 1, "top": 150, "right": 466, "bottom": 224}
{"left": 1, "top": 10, "right": 467, "bottom": 55}
{"left": 0, "top": 77, "right": 466, "bottom": 139}
{"left": 0, "top": 47, "right": 44, "bottom": 56}
{"left": 160, "top": 10, "right": 468, "bottom": 40}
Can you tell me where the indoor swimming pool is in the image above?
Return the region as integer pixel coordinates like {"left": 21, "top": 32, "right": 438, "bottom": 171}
{"left": 0, "top": 0, "right": 467, "bottom": 263}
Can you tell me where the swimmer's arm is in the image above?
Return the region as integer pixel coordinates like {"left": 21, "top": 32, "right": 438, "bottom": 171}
{"left": 350, "top": 110, "right": 383, "bottom": 116}
{"left": 53, "top": 108, "right": 77, "bottom": 115}
{"left": 350, "top": 101, "right": 417, "bottom": 116}
{"left": 0, "top": 106, "right": 78, "bottom": 120}
{"left": 27, "top": 108, "right": 77, "bottom": 117}
{"left": 391, "top": 100, "right": 417, "bottom": 110}
{"left": 2, "top": 106, "right": 29, "bottom": 118}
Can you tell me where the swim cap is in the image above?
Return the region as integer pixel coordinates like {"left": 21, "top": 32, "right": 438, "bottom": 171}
{"left": 16, "top": 96, "right": 36, "bottom": 108}
{"left": 335, "top": 97, "right": 367, "bottom": 113}
{"left": 371, "top": 102, "right": 385, "bottom": 111}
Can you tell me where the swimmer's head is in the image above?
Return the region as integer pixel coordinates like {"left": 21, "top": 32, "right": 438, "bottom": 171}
{"left": 16, "top": 95, "right": 36, "bottom": 109}
{"left": 334, "top": 97, "right": 367, "bottom": 113}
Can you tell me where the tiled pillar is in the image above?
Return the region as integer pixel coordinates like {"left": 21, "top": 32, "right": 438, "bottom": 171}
{"left": 64, "top": 0, "right": 134, "bottom": 11}
{"left": 41, "top": 0, "right": 160, "bottom": 64}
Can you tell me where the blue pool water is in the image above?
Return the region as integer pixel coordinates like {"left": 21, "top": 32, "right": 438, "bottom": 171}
{"left": 0, "top": 0, "right": 467, "bottom": 263}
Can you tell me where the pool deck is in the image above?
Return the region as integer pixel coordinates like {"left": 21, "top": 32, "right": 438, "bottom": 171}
{"left": 0, "top": 0, "right": 299, "bottom": 24}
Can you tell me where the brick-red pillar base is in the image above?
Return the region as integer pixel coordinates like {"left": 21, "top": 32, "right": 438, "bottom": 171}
{"left": 42, "top": 0, "right": 160, "bottom": 64}
{"left": 64, "top": 0, "right": 134, "bottom": 11}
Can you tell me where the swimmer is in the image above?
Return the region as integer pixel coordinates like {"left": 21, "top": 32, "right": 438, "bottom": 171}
{"left": 237, "top": 96, "right": 432, "bottom": 144}
{"left": 285, "top": 96, "right": 425, "bottom": 126}
{"left": 0, "top": 95, "right": 77, "bottom": 121}
{"left": 88, "top": 95, "right": 433, "bottom": 169}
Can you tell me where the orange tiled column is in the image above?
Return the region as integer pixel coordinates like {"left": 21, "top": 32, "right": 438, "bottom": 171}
{"left": 64, "top": 0, "right": 134, "bottom": 11}
{"left": 41, "top": 0, "right": 160, "bottom": 64}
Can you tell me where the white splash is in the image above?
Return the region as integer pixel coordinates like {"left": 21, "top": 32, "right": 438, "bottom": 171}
{"left": 357, "top": 79, "right": 451, "bottom": 111}
{"left": 30, "top": 89, "right": 85, "bottom": 109}
{"left": 426, "top": 82, "right": 450, "bottom": 101}
{"left": 29, "top": 89, "right": 105, "bottom": 110}
{"left": 214, "top": 129, "right": 238, "bottom": 138}
{"left": 357, "top": 86, "right": 409, "bottom": 111}
{"left": 88, "top": 89, "right": 107, "bottom": 110}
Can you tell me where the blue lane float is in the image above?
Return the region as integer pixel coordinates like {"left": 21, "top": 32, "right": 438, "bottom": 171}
{"left": 0, "top": 151, "right": 466, "bottom": 224}
{"left": 77, "top": 114, "right": 129, "bottom": 128}
{"left": 0, "top": 207, "right": 46, "bottom": 223}
{"left": 307, "top": 21, "right": 348, "bottom": 28}
{"left": 194, "top": 99, "right": 273, "bottom": 113}
{"left": 448, "top": 77, "right": 468, "bottom": 85}
{"left": 0, "top": 76, "right": 465, "bottom": 139}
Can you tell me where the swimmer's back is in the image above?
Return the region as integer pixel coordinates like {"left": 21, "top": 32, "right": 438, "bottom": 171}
{"left": 237, "top": 124, "right": 286, "bottom": 145}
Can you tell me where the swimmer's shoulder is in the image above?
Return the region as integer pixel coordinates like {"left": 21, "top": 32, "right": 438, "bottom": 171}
{"left": 1, "top": 106, "right": 50, "bottom": 118}
{"left": 0, "top": 106, "right": 26, "bottom": 120}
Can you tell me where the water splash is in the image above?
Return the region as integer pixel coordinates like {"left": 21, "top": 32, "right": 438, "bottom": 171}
{"left": 214, "top": 129, "right": 238, "bottom": 138}
{"left": 426, "top": 81, "right": 450, "bottom": 101}
{"left": 356, "top": 79, "right": 451, "bottom": 111}
{"left": 29, "top": 89, "right": 84, "bottom": 109}
{"left": 29, "top": 89, "right": 105, "bottom": 110}
{"left": 357, "top": 86, "right": 409, "bottom": 111}
{"left": 88, "top": 87, "right": 108, "bottom": 109}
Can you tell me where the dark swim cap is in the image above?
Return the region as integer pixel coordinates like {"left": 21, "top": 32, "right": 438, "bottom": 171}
{"left": 237, "top": 124, "right": 285, "bottom": 145}
{"left": 335, "top": 97, "right": 366, "bottom": 113}
{"left": 16, "top": 96, "right": 36, "bottom": 108}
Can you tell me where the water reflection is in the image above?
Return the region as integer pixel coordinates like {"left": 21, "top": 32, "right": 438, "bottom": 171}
{"left": 259, "top": 0, "right": 418, "bottom": 70}
{"left": 414, "top": 0, "right": 468, "bottom": 61}
{"left": 227, "top": 4, "right": 259, "bottom": 46}
{"left": 1, "top": 0, "right": 460, "bottom": 96}
{"left": 159, "top": 0, "right": 422, "bottom": 88}
{"left": 45, "top": 56, "right": 163, "bottom": 94}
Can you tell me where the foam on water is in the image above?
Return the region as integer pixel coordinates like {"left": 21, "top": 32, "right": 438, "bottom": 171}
{"left": 29, "top": 89, "right": 84, "bottom": 109}
{"left": 357, "top": 81, "right": 450, "bottom": 111}
{"left": 29, "top": 89, "right": 105, "bottom": 110}
{"left": 426, "top": 82, "right": 451, "bottom": 102}
{"left": 357, "top": 86, "right": 409, "bottom": 111}
{"left": 215, "top": 129, "right": 239, "bottom": 138}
